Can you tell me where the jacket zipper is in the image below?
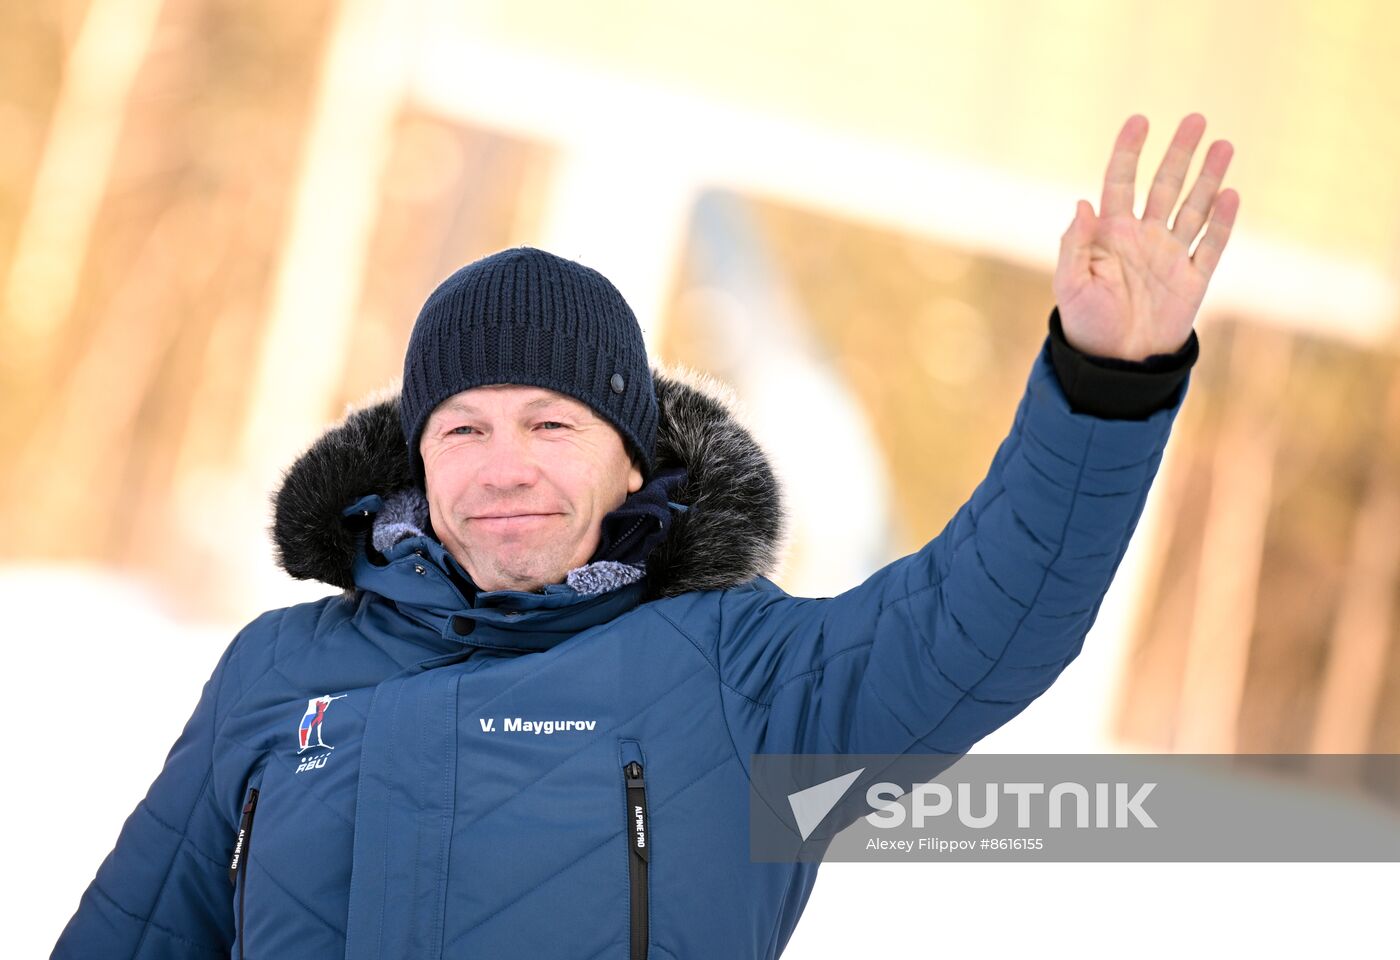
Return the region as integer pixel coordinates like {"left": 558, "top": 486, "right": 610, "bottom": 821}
{"left": 624, "top": 759, "right": 650, "bottom": 960}
{"left": 228, "top": 786, "right": 260, "bottom": 960}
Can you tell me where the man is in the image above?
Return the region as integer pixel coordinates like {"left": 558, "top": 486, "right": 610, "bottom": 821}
{"left": 53, "top": 112, "right": 1236, "bottom": 959}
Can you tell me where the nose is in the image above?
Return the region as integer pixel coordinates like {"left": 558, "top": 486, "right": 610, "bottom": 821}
{"left": 476, "top": 426, "right": 541, "bottom": 490}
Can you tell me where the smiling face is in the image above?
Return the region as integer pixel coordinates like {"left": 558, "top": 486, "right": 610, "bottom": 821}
{"left": 419, "top": 384, "right": 644, "bottom": 594}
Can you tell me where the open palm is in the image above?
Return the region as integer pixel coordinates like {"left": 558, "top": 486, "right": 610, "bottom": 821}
{"left": 1053, "top": 113, "right": 1239, "bottom": 361}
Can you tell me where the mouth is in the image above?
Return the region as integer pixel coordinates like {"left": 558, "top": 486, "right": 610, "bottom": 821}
{"left": 470, "top": 513, "right": 561, "bottom": 532}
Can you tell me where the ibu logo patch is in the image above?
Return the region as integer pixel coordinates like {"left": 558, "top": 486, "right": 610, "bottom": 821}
{"left": 295, "top": 693, "right": 347, "bottom": 774}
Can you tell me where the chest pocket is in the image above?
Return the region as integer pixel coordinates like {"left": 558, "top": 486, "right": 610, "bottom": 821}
{"left": 620, "top": 738, "right": 651, "bottom": 960}
{"left": 228, "top": 691, "right": 366, "bottom": 957}
{"left": 228, "top": 765, "right": 266, "bottom": 960}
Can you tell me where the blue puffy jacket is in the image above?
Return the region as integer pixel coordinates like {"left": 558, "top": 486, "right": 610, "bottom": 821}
{"left": 52, "top": 330, "right": 1186, "bottom": 959}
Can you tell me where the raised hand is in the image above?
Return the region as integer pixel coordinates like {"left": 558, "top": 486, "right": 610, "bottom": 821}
{"left": 1053, "top": 113, "right": 1239, "bottom": 361}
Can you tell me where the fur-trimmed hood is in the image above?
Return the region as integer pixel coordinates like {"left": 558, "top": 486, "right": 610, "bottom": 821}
{"left": 270, "top": 367, "right": 788, "bottom": 602}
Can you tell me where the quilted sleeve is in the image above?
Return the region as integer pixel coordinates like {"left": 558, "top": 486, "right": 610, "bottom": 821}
{"left": 715, "top": 333, "right": 1186, "bottom": 759}
{"left": 49, "top": 622, "right": 254, "bottom": 959}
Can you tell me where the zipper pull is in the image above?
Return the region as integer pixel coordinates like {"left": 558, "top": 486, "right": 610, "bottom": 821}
{"left": 228, "top": 787, "right": 259, "bottom": 886}
{"left": 625, "top": 761, "right": 644, "bottom": 788}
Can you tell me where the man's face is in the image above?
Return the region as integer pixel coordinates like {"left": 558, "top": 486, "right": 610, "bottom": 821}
{"left": 419, "top": 384, "right": 643, "bottom": 594}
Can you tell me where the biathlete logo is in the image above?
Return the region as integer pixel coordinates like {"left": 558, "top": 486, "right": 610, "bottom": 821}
{"left": 297, "top": 694, "right": 347, "bottom": 753}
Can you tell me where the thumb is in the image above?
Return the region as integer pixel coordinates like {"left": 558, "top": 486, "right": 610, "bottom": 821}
{"left": 1066, "top": 199, "right": 1096, "bottom": 238}
{"left": 1059, "top": 199, "right": 1095, "bottom": 276}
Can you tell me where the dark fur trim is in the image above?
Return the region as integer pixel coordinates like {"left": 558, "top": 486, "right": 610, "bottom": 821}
{"left": 270, "top": 390, "right": 414, "bottom": 592}
{"left": 269, "top": 367, "right": 788, "bottom": 598}
{"left": 642, "top": 367, "right": 786, "bottom": 599}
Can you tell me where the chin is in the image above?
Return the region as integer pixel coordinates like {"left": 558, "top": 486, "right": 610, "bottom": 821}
{"left": 486, "top": 556, "right": 574, "bottom": 589}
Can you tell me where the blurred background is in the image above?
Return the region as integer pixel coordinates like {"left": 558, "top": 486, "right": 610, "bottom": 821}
{"left": 3, "top": 0, "right": 1398, "bottom": 956}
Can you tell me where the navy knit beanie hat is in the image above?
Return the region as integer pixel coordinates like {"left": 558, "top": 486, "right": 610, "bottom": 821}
{"left": 399, "top": 246, "right": 658, "bottom": 486}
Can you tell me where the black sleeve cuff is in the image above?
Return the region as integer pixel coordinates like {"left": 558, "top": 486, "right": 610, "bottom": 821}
{"left": 1047, "top": 305, "right": 1198, "bottom": 420}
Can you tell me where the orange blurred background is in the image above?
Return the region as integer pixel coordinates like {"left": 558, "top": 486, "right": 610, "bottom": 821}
{"left": 4, "top": 1, "right": 1398, "bottom": 956}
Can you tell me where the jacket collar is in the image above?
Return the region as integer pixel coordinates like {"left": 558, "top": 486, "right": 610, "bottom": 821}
{"left": 269, "top": 366, "right": 788, "bottom": 648}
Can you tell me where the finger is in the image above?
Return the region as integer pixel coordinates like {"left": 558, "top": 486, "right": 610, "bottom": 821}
{"left": 1101, "top": 114, "right": 1149, "bottom": 219}
{"left": 1143, "top": 114, "right": 1206, "bottom": 223}
{"left": 1172, "top": 139, "right": 1235, "bottom": 244}
{"left": 1190, "top": 188, "right": 1240, "bottom": 281}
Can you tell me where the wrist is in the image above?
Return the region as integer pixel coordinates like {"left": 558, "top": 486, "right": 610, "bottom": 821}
{"left": 1047, "top": 305, "right": 1199, "bottom": 419}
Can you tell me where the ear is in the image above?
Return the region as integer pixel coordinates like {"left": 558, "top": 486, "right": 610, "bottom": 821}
{"left": 627, "top": 457, "right": 643, "bottom": 494}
